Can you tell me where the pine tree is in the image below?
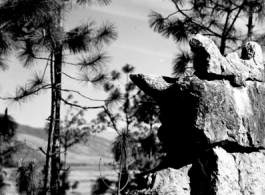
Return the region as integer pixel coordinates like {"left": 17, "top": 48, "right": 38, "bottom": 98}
{"left": 0, "top": 0, "right": 117, "bottom": 194}
{"left": 0, "top": 108, "right": 18, "bottom": 165}
{"left": 92, "top": 64, "right": 162, "bottom": 194}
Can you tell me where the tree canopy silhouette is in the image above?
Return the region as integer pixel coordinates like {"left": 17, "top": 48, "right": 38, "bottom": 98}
{"left": 0, "top": 108, "right": 17, "bottom": 141}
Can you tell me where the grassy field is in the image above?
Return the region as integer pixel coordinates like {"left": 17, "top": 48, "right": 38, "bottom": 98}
{"left": 2, "top": 165, "right": 118, "bottom": 195}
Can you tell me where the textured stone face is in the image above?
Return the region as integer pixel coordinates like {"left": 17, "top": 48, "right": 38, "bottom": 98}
{"left": 137, "top": 166, "right": 192, "bottom": 195}
{"left": 129, "top": 34, "right": 265, "bottom": 195}
{"left": 133, "top": 148, "right": 265, "bottom": 195}
{"left": 190, "top": 34, "right": 264, "bottom": 86}
{"left": 130, "top": 74, "right": 265, "bottom": 149}
{"left": 130, "top": 34, "right": 265, "bottom": 149}
{"left": 192, "top": 147, "right": 265, "bottom": 195}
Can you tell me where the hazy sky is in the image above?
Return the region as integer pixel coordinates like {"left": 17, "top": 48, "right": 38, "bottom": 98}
{"left": 0, "top": 0, "right": 177, "bottom": 128}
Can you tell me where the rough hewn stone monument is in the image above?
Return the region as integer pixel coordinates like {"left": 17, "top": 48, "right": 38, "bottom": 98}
{"left": 130, "top": 34, "right": 265, "bottom": 195}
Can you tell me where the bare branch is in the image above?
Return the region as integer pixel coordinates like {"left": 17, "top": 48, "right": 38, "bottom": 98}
{"left": 119, "top": 173, "right": 130, "bottom": 192}
{"left": 173, "top": 3, "right": 222, "bottom": 38}
{"left": 60, "top": 97, "right": 104, "bottom": 110}
{"left": 225, "top": 2, "right": 245, "bottom": 37}
{"left": 60, "top": 88, "right": 105, "bottom": 101}
{"left": 61, "top": 72, "right": 81, "bottom": 81}
{"left": 103, "top": 106, "right": 120, "bottom": 135}
{"left": 98, "top": 158, "right": 116, "bottom": 192}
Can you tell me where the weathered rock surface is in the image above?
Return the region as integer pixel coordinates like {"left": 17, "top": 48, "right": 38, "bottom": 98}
{"left": 191, "top": 147, "right": 265, "bottom": 195}
{"left": 137, "top": 166, "right": 191, "bottom": 195}
{"left": 130, "top": 35, "right": 265, "bottom": 149}
{"left": 190, "top": 34, "right": 264, "bottom": 86}
{"left": 135, "top": 148, "right": 265, "bottom": 195}
{"left": 130, "top": 34, "right": 265, "bottom": 195}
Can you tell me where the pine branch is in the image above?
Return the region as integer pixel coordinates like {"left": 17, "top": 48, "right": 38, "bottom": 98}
{"left": 173, "top": 2, "right": 222, "bottom": 38}
{"left": 76, "top": 0, "right": 112, "bottom": 6}
{"left": 28, "top": 71, "right": 48, "bottom": 91}
{"left": 63, "top": 22, "right": 95, "bottom": 54}
{"left": 77, "top": 71, "right": 109, "bottom": 88}
{"left": 60, "top": 97, "right": 104, "bottom": 110}
{"left": 21, "top": 55, "right": 105, "bottom": 68}
{"left": 105, "top": 88, "right": 123, "bottom": 110}
{"left": 0, "top": 55, "right": 9, "bottom": 71}
{"left": 172, "top": 51, "right": 193, "bottom": 77}
{"left": 60, "top": 88, "right": 105, "bottom": 101}
{"left": 111, "top": 129, "right": 133, "bottom": 162}
{"left": 95, "top": 22, "right": 117, "bottom": 45}
{"left": 78, "top": 50, "right": 111, "bottom": 71}
{"left": 0, "top": 84, "right": 51, "bottom": 104}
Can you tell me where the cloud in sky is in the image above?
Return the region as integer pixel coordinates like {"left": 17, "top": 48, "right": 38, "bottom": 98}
{"left": 113, "top": 43, "right": 174, "bottom": 59}
{"left": 69, "top": 0, "right": 175, "bottom": 23}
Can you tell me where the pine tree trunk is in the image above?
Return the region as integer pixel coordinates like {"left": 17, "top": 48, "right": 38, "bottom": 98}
{"left": 220, "top": 37, "right": 226, "bottom": 55}
{"left": 50, "top": 1, "right": 64, "bottom": 193}
{"left": 117, "top": 160, "right": 123, "bottom": 195}
{"left": 247, "top": 11, "right": 254, "bottom": 41}
{"left": 43, "top": 54, "right": 55, "bottom": 195}
{"left": 0, "top": 135, "right": 2, "bottom": 164}
{"left": 50, "top": 46, "right": 63, "bottom": 194}
{"left": 220, "top": 11, "right": 231, "bottom": 55}
{"left": 64, "top": 137, "right": 67, "bottom": 170}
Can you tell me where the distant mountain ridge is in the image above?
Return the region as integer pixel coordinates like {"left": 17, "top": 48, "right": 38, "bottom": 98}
{"left": 17, "top": 124, "right": 47, "bottom": 139}
{"left": 14, "top": 124, "right": 113, "bottom": 165}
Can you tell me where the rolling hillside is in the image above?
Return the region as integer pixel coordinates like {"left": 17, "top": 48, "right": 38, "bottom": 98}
{"left": 13, "top": 124, "right": 114, "bottom": 165}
